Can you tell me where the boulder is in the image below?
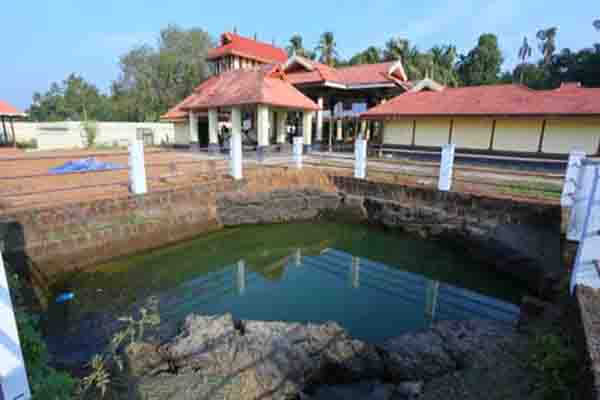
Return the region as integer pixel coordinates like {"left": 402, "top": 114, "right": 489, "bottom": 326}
{"left": 126, "top": 314, "right": 383, "bottom": 400}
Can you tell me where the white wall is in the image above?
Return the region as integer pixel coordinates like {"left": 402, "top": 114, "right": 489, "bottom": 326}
{"left": 12, "top": 121, "right": 175, "bottom": 151}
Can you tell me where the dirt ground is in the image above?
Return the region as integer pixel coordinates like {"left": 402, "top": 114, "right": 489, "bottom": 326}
{"left": 0, "top": 147, "right": 563, "bottom": 213}
{"left": 0, "top": 148, "right": 227, "bottom": 212}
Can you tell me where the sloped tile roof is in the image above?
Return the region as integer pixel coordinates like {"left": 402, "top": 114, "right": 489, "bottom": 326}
{"left": 0, "top": 100, "right": 25, "bottom": 117}
{"left": 335, "top": 62, "right": 402, "bottom": 85}
{"left": 174, "top": 65, "right": 319, "bottom": 112}
{"left": 207, "top": 32, "right": 289, "bottom": 64}
{"left": 362, "top": 83, "right": 600, "bottom": 118}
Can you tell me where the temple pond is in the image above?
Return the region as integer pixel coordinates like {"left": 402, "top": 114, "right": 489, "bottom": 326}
{"left": 45, "top": 221, "right": 525, "bottom": 354}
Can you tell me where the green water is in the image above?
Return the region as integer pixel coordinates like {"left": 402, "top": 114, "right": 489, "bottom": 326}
{"left": 47, "top": 221, "right": 526, "bottom": 346}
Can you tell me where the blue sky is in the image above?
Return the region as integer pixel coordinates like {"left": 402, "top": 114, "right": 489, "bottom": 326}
{"left": 1, "top": 0, "right": 598, "bottom": 110}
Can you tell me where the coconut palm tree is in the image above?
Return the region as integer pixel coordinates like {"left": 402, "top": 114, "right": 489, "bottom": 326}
{"left": 517, "top": 37, "right": 533, "bottom": 83}
{"left": 287, "top": 35, "right": 304, "bottom": 56}
{"left": 383, "top": 37, "right": 410, "bottom": 61}
{"left": 537, "top": 27, "right": 558, "bottom": 65}
{"left": 315, "top": 32, "right": 338, "bottom": 66}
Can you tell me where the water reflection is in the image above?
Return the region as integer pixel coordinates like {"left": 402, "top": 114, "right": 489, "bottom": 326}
{"left": 156, "top": 248, "right": 519, "bottom": 342}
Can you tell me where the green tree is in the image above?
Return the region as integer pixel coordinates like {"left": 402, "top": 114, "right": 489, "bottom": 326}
{"left": 286, "top": 34, "right": 316, "bottom": 59}
{"left": 594, "top": 19, "right": 600, "bottom": 31}
{"left": 111, "top": 24, "right": 212, "bottom": 121}
{"left": 28, "top": 74, "right": 112, "bottom": 122}
{"left": 537, "top": 27, "right": 558, "bottom": 65}
{"left": 315, "top": 31, "right": 339, "bottom": 66}
{"left": 512, "top": 63, "right": 550, "bottom": 89}
{"left": 456, "top": 33, "right": 503, "bottom": 86}
{"left": 517, "top": 37, "right": 533, "bottom": 83}
{"left": 430, "top": 45, "right": 459, "bottom": 86}
{"left": 348, "top": 46, "right": 382, "bottom": 65}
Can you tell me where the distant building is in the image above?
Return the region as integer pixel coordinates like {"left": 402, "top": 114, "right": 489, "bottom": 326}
{"left": 0, "top": 100, "right": 26, "bottom": 147}
{"left": 362, "top": 82, "right": 600, "bottom": 156}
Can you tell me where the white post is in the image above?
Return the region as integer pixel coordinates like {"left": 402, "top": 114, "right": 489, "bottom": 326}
{"left": 189, "top": 112, "right": 199, "bottom": 150}
{"left": 0, "top": 250, "right": 32, "bottom": 400}
{"left": 257, "top": 105, "right": 270, "bottom": 148}
{"left": 295, "top": 249, "right": 302, "bottom": 266}
{"left": 208, "top": 109, "right": 219, "bottom": 151}
{"left": 316, "top": 98, "right": 324, "bottom": 143}
{"left": 438, "top": 144, "right": 455, "bottom": 192}
{"left": 336, "top": 119, "right": 343, "bottom": 141}
{"left": 425, "top": 280, "right": 440, "bottom": 323}
{"left": 568, "top": 162, "right": 597, "bottom": 241}
{"left": 129, "top": 139, "right": 147, "bottom": 195}
{"left": 236, "top": 260, "right": 246, "bottom": 295}
{"left": 561, "top": 149, "right": 586, "bottom": 208}
{"left": 230, "top": 108, "right": 243, "bottom": 180}
{"left": 354, "top": 138, "right": 367, "bottom": 179}
{"left": 293, "top": 137, "right": 304, "bottom": 169}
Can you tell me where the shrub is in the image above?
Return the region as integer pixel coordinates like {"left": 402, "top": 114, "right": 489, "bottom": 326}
{"left": 16, "top": 139, "right": 38, "bottom": 150}
{"left": 528, "top": 332, "right": 579, "bottom": 400}
{"left": 81, "top": 120, "right": 98, "bottom": 148}
{"left": 7, "top": 271, "right": 76, "bottom": 399}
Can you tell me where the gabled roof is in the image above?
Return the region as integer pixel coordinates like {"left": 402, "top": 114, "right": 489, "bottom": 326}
{"left": 207, "top": 32, "right": 289, "bottom": 64}
{"left": 176, "top": 64, "right": 319, "bottom": 111}
{"left": 362, "top": 83, "right": 600, "bottom": 119}
{"left": 283, "top": 56, "right": 408, "bottom": 88}
{"left": 0, "top": 100, "right": 26, "bottom": 118}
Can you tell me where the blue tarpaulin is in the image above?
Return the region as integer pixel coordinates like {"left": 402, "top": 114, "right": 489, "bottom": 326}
{"left": 49, "top": 157, "right": 125, "bottom": 174}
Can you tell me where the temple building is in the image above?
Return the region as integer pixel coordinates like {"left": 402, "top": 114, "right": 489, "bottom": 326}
{"left": 362, "top": 83, "right": 600, "bottom": 156}
{"left": 161, "top": 32, "right": 412, "bottom": 151}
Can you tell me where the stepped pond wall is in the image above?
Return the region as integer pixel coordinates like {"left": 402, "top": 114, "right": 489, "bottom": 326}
{"left": 0, "top": 166, "right": 561, "bottom": 288}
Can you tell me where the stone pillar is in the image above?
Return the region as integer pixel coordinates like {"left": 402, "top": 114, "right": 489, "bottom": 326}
{"left": 230, "top": 107, "right": 243, "bottom": 180}
{"left": 316, "top": 98, "right": 324, "bottom": 147}
{"left": 0, "top": 248, "right": 32, "bottom": 400}
{"left": 336, "top": 119, "right": 343, "bottom": 141}
{"left": 208, "top": 109, "right": 219, "bottom": 152}
{"left": 257, "top": 105, "right": 270, "bottom": 158}
{"left": 302, "top": 111, "right": 313, "bottom": 153}
{"left": 276, "top": 111, "right": 288, "bottom": 144}
{"left": 189, "top": 112, "right": 199, "bottom": 151}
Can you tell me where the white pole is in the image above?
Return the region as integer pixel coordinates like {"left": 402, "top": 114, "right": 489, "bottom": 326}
{"left": 230, "top": 108, "right": 243, "bottom": 180}
{"left": 561, "top": 149, "right": 586, "bottom": 208}
{"left": 129, "top": 139, "right": 147, "bottom": 195}
{"left": 354, "top": 138, "right": 367, "bottom": 179}
{"left": 568, "top": 162, "right": 597, "bottom": 242}
{"left": 293, "top": 137, "right": 304, "bottom": 169}
{"left": 438, "top": 144, "right": 455, "bottom": 192}
{"left": 351, "top": 256, "right": 360, "bottom": 288}
{"left": 0, "top": 250, "right": 32, "bottom": 400}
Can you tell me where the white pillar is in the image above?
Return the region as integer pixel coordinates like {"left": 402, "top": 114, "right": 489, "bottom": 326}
{"left": 360, "top": 120, "right": 368, "bottom": 139}
{"left": 562, "top": 149, "right": 586, "bottom": 208}
{"left": 230, "top": 108, "right": 243, "bottom": 180}
{"left": 425, "top": 280, "right": 440, "bottom": 324}
{"left": 129, "top": 139, "right": 147, "bottom": 195}
{"left": 336, "top": 119, "right": 343, "bottom": 141}
{"left": 257, "top": 105, "right": 270, "bottom": 148}
{"left": 293, "top": 136, "right": 304, "bottom": 169}
{"left": 438, "top": 144, "right": 455, "bottom": 192}
{"left": 208, "top": 109, "right": 219, "bottom": 150}
{"left": 354, "top": 138, "right": 367, "bottom": 179}
{"left": 302, "top": 111, "right": 313, "bottom": 152}
{"left": 0, "top": 250, "right": 32, "bottom": 400}
{"left": 189, "top": 112, "right": 199, "bottom": 149}
{"left": 276, "top": 111, "right": 288, "bottom": 144}
{"left": 295, "top": 249, "right": 302, "bottom": 266}
{"left": 316, "top": 98, "right": 324, "bottom": 143}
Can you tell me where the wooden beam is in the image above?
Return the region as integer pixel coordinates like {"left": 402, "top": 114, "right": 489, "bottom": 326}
{"left": 537, "top": 119, "right": 547, "bottom": 153}
{"left": 489, "top": 119, "right": 497, "bottom": 151}
{"left": 448, "top": 119, "right": 454, "bottom": 144}
{"left": 411, "top": 119, "right": 417, "bottom": 146}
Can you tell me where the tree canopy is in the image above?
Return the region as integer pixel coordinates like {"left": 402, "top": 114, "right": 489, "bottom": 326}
{"left": 456, "top": 33, "right": 503, "bottom": 86}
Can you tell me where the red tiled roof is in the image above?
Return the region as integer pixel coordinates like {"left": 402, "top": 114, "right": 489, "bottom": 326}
{"left": 362, "top": 84, "right": 600, "bottom": 119}
{"left": 0, "top": 100, "right": 25, "bottom": 117}
{"left": 284, "top": 57, "right": 406, "bottom": 87}
{"left": 207, "top": 32, "right": 289, "bottom": 64}
{"left": 176, "top": 65, "right": 319, "bottom": 111}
